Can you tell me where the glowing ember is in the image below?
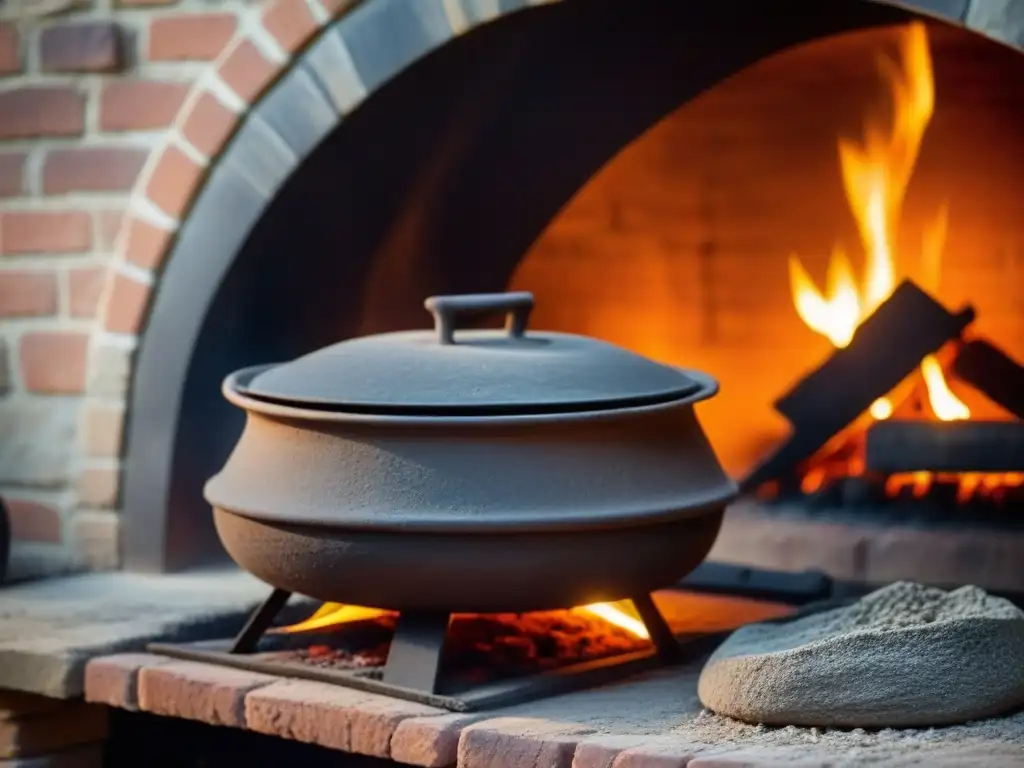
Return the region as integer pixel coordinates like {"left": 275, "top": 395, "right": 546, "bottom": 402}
{"left": 266, "top": 605, "right": 655, "bottom": 682}
{"left": 274, "top": 599, "right": 651, "bottom": 639}
{"left": 272, "top": 603, "right": 392, "bottom": 634}
{"left": 787, "top": 21, "right": 969, "bottom": 424}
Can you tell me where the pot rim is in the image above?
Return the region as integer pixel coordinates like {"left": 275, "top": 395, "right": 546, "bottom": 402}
{"left": 222, "top": 364, "right": 721, "bottom": 426}
{"left": 208, "top": 489, "right": 736, "bottom": 534}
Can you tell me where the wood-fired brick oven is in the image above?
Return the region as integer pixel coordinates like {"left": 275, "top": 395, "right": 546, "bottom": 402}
{"left": 4, "top": 0, "right": 1021, "bottom": 587}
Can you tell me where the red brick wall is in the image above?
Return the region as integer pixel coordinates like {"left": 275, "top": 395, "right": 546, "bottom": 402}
{"left": 0, "top": 0, "right": 314, "bottom": 569}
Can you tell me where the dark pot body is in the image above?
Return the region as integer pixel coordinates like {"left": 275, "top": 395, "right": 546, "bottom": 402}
{"left": 205, "top": 366, "right": 737, "bottom": 612}
{"left": 213, "top": 507, "right": 724, "bottom": 612}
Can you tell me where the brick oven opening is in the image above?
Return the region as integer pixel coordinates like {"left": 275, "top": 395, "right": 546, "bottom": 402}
{"left": 510, "top": 19, "right": 1024, "bottom": 528}
{"left": 120, "top": 0, "right": 1022, "bottom": 574}
{"left": 446, "top": 12, "right": 1024, "bottom": 695}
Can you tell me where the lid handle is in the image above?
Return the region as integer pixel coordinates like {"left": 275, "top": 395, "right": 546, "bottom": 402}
{"left": 424, "top": 292, "right": 535, "bottom": 345}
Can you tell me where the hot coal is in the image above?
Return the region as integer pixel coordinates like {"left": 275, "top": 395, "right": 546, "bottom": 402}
{"left": 259, "top": 611, "right": 649, "bottom": 683}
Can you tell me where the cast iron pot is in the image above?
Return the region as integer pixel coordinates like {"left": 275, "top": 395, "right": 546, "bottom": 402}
{"left": 205, "top": 292, "right": 737, "bottom": 613}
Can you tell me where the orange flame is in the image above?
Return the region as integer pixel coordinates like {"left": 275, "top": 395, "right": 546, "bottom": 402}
{"left": 787, "top": 21, "right": 968, "bottom": 423}
{"left": 274, "top": 601, "right": 650, "bottom": 639}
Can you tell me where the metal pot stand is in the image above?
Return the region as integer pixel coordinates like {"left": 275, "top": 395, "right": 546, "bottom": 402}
{"left": 148, "top": 588, "right": 715, "bottom": 712}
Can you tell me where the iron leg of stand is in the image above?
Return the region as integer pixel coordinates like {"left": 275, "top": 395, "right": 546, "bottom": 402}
{"left": 632, "top": 593, "right": 683, "bottom": 662}
{"left": 230, "top": 588, "right": 292, "bottom": 654}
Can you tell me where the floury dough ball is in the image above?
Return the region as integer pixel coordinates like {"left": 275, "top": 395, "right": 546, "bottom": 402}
{"left": 697, "top": 581, "right": 1024, "bottom": 728}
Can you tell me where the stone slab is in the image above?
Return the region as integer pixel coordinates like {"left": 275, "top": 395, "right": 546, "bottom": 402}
{"left": 0, "top": 567, "right": 314, "bottom": 698}
{"left": 3, "top": 544, "right": 82, "bottom": 588}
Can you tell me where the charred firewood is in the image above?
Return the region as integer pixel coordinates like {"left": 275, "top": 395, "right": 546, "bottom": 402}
{"left": 741, "top": 280, "right": 975, "bottom": 491}
{"left": 865, "top": 419, "right": 1024, "bottom": 474}
{"left": 950, "top": 339, "right": 1024, "bottom": 421}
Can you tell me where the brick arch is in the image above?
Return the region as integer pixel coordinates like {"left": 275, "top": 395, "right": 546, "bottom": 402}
{"left": 96, "top": 0, "right": 1016, "bottom": 353}
{"left": 93, "top": 0, "right": 539, "bottom": 345}
{"left": 89, "top": 0, "right": 1018, "bottom": 569}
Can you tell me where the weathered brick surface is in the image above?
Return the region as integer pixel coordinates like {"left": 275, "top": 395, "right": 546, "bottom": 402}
{"left": 144, "top": 145, "right": 204, "bottom": 217}
{"left": 138, "top": 661, "right": 275, "bottom": 728}
{"left": 573, "top": 734, "right": 656, "bottom": 768}
{"left": 0, "top": 152, "right": 25, "bottom": 197}
{"left": 245, "top": 679, "right": 443, "bottom": 758}
{"left": 42, "top": 148, "right": 147, "bottom": 194}
{"left": 0, "top": 701, "right": 107, "bottom": 760}
{"left": 76, "top": 467, "right": 120, "bottom": 508}
{"left": 19, "top": 333, "right": 89, "bottom": 394}
{"left": 614, "top": 737, "right": 701, "bottom": 768}
{"left": 1, "top": 211, "right": 92, "bottom": 255}
{"left": 217, "top": 39, "right": 279, "bottom": 102}
{"left": 148, "top": 14, "right": 237, "bottom": 61}
{"left": 81, "top": 404, "right": 125, "bottom": 458}
{"left": 68, "top": 510, "right": 121, "bottom": 569}
{"left": 99, "top": 80, "right": 189, "bottom": 132}
{"left": 262, "top": 0, "right": 320, "bottom": 53}
{"left": 0, "top": 88, "right": 84, "bottom": 139}
{"left": 0, "top": 399, "right": 76, "bottom": 486}
{"left": 68, "top": 267, "right": 105, "bottom": 319}
{"left": 459, "top": 718, "right": 597, "bottom": 768}
{"left": 181, "top": 92, "right": 238, "bottom": 159}
{"left": 0, "top": 0, "right": 261, "bottom": 581}
{"left": 103, "top": 272, "right": 150, "bottom": 334}
{"left": 86, "top": 343, "right": 131, "bottom": 397}
{"left": 122, "top": 216, "right": 173, "bottom": 270}
{"left": 390, "top": 713, "right": 484, "bottom": 768}
{"left": 0, "top": 23, "right": 19, "bottom": 74}
{"left": 84, "top": 653, "right": 174, "bottom": 711}
{"left": 39, "top": 22, "right": 124, "bottom": 73}
{"left": 0, "top": 272, "right": 58, "bottom": 317}
{"left": 4, "top": 498, "right": 62, "bottom": 543}
{"left": 95, "top": 210, "right": 125, "bottom": 251}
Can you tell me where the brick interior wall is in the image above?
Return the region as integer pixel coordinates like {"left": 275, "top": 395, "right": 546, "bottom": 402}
{"left": 512, "top": 21, "right": 1024, "bottom": 477}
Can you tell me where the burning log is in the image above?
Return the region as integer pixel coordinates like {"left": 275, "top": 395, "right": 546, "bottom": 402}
{"left": 741, "top": 280, "right": 975, "bottom": 491}
{"left": 950, "top": 339, "right": 1024, "bottom": 421}
{"left": 865, "top": 420, "right": 1024, "bottom": 474}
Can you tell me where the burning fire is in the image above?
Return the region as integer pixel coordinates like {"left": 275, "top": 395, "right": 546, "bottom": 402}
{"left": 787, "top": 21, "right": 969, "bottom": 423}
{"left": 276, "top": 600, "right": 650, "bottom": 639}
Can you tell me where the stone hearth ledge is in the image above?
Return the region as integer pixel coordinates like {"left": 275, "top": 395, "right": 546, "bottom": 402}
{"left": 84, "top": 650, "right": 1024, "bottom": 768}
{"left": 0, "top": 568, "right": 315, "bottom": 699}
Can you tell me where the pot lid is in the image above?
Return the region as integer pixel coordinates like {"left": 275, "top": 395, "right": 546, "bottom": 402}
{"left": 240, "top": 292, "right": 702, "bottom": 415}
